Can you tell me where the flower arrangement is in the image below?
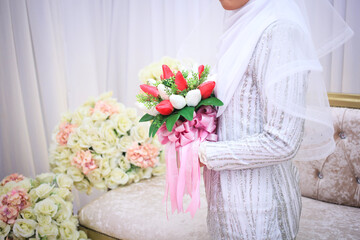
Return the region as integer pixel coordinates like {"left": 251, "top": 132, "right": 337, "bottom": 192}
{"left": 136, "top": 59, "right": 222, "bottom": 217}
{"left": 0, "top": 173, "right": 88, "bottom": 240}
{"left": 49, "top": 92, "right": 165, "bottom": 194}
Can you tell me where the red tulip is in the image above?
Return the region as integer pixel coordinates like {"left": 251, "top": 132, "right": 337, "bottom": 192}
{"left": 162, "top": 65, "right": 175, "bottom": 79}
{"left": 198, "top": 65, "right": 205, "bottom": 79}
{"left": 198, "top": 81, "right": 215, "bottom": 99}
{"left": 140, "top": 84, "right": 159, "bottom": 98}
{"left": 175, "top": 71, "right": 188, "bottom": 92}
{"left": 156, "top": 100, "right": 174, "bottom": 115}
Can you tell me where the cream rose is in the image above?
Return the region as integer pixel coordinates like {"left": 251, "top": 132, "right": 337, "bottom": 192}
{"left": 56, "top": 174, "right": 73, "bottom": 189}
{"left": 36, "top": 223, "right": 59, "bottom": 239}
{"left": 53, "top": 187, "right": 73, "bottom": 201}
{"left": 34, "top": 198, "right": 58, "bottom": 217}
{"left": 105, "top": 168, "right": 129, "bottom": 189}
{"left": 20, "top": 208, "right": 36, "bottom": 220}
{"left": 141, "top": 168, "right": 153, "bottom": 179}
{"left": 35, "top": 183, "right": 54, "bottom": 199}
{"left": 118, "top": 136, "right": 134, "bottom": 152}
{"left": 86, "top": 169, "right": 103, "bottom": 184}
{"left": 14, "top": 178, "right": 32, "bottom": 192}
{"left": 119, "top": 157, "right": 131, "bottom": 172}
{"left": 130, "top": 122, "right": 150, "bottom": 143}
{"left": 126, "top": 108, "right": 137, "bottom": 121}
{"left": 99, "top": 121, "right": 118, "bottom": 145}
{"left": 59, "top": 220, "right": 80, "bottom": 240}
{"left": 74, "top": 180, "right": 92, "bottom": 195}
{"left": 113, "top": 114, "right": 133, "bottom": 135}
{"left": 36, "top": 214, "right": 52, "bottom": 226}
{"left": 13, "top": 219, "right": 37, "bottom": 238}
{"left": 0, "top": 220, "right": 10, "bottom": 239}
{"left": 36, "top": 173, "right": 55, "bottom": 185}
{"left": 152, "top": 164, "right": 166, "bottom": 176}
{"left": 67, "top": 166, "right": 84, "bottom": 182}
{"left": 78, "top": 230, "right": 88, "bottom": 240}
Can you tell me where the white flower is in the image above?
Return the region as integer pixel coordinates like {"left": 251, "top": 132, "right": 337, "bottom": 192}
{"left": 118, "top": 136, "right": 134, "bottom": 152}
{"left": 54, "top": 187, "right": 73, "bottom": 201}
{"left": 170, "top": 95, "right": 186, "bottom": 109}
{"left": 35, "top": 183, "right": 54, "bottom": 199}
{"left": 106, "top": 168, "right": 129, "bottom": 189}
{"left": 141, "top": 168, "right": 153, "bottom": 179}
{"left": 127, "top": 171, "right": 140, "bottom": 184}
{"left": 59, "top": 220, "right": 80, "bottom": 240}
{"left": 0, "top": 220, "right": 10, "bottom": 239}
{"left": 36, "top": 223, "right": 59, "bottom": 239}
{"left": 78, "top": 230, "right": 88, "bottom": 240}
{"left": 56, "top": 174, "right": 73, "bottom": 189}
{"left": 20, "top": 208, "right": 36, "bottom": 220}
{"left": 126, "top": 108, "right": 138, "bottom": 121}
{"left": 131, "top": 122, "right": 150, "bottom": 143}
{"left": 145, "top": 106, "right": 159, "bottom": 116}
{"left": 14, "top": 178, "right": 32, "bottom": 192}
{"left": 86, "top": 169, "right": 103, "bottom": 184}
{"left": 36, "top": 173, "right": 55, "bottom": 185}
{"left": 147, "top": 79, "right": 157, "bottom": 86}
{"left": 119, "top": 157, "right": 131, "bottom": 171}
{"left": 34, "top": 198, "right": 58, "bottom": 217}
{"left": 74, "top": 180, "right": 92, "bottom": 195}
{"left": 157, "top": 84, "right": 170, "bottom": 100}
{"left": 66, "top": 167, "right": 84, "bottom": 182}
{"left": 185, "top": 89, "right": 201, "bottom": 107}
{"left": 36, "top": 214, "right": 52, "bottom": 226}
{"left": 13, "top": 219, "right": 37, "bottom": 238}
{"left": 113, "top": 114, "right": 133, "bottom": 135}
{"left": 152, "top": 164, "right": 166, "bottom": 176}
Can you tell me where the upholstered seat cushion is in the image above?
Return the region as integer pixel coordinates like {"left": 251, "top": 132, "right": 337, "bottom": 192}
{"left": 79, "top": 175, "right": 209, "bottom": 240}
{"left": 79, "top": 175, "right": 360, "bottom": 240}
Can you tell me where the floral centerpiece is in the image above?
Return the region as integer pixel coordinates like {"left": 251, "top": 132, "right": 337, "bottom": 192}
{"left": 136, "top": 59, "right": 223, "bottom": 217}
{"left": 0, "top": 173, "right": 88, "bottom": 240}
{"left": 49, "top": 92, "right": 165, "bottom": 194}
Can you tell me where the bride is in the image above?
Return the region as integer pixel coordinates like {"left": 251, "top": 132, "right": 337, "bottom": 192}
{"left": 192, "top": 0, "right": 353, "bottom": 239}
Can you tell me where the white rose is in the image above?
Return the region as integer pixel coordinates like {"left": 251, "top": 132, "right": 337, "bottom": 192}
{"left": 53, "top": 187, "right": 73, "bottom": 201}
{"left": 131, "top": 122, "right": 150, "bottom": 143}
{"left": 118, "top": 136, "right": 134, "bottom": 152}
{"left": 35, "top": 183, "right": 54, "bottom": 199}
{"left": 74, "top": 180, "right": 92, "bottom": 195}
{"left": 0, "top": 220, "right": 10, "bottom": 239}
{"left": 13, "top": 219, "right": 37, "bottom": 238}
{"left": 141, "top": 168, "right": 153, "bottom": 179}
{"left": 67, "top": 167, "right": 84, "bottom": 182}
{"left": 109, "top": 157, "right": 120, "bottom": 169}
{"left": 185, "top": 89, "right": 202, "bottom": 107}
{"left": 127, "top": 171, "right": 140, "bottom": 184}
{"left": 36, "top": 214, "right": 52, "bottom": 226}
{"left": 145, "top": 106, "right": 159, "bottom": 116}
{"left": 157, "top": 84, "right": 170, "bottom": 100}
{"left": 147, "top": 78, "right": 157, "bottom": 86}
{"left": 56, "top": 174, "right": 73, "bottom": 189}
{"left": 126, "top": 108, "right": 138, "bottom": 121}
{"left": 119, "top": 157, "right": 131, "bottom": 172}
{"left": 59, "top": 220, "right": 80, "bottom": 240}
{"left": 99, "top": 121, "right": 119, "bottom": 145}
{"left": 36, "top": 223, "right": 59, "bottom": 239}
{"left": 34, "top": 198, "right": 58, "bottom": 217}
{"left": 51, "top": 166, "right": 68, "bottom": 174}
{"left": 36, "top": 173, "right": 55, "bottom": 185}
{"left": 20, "top": 208, "right": 36, "bottom": 220}
{"left": 92, "top": 140, "right": 117, "bottom": 156}
{"left": 170, "top": 94, "right": 186, "bottom": 109}
{"left": 28, "top": 189, "right": 39, "bottom": 204}
{"left": 96, "top": 157, "right": 111, "bottom": 177}
{"left": 106, "top": 168, "right": 129, "bottom": 189}
{"left": 14, "top": 178, "right": 32, "bottom": 192}
{"left": 78, "top": 230, "right": 88, "bottom": 240}
{"left": 113, "top": 114, "right": 133, "bottom": 135}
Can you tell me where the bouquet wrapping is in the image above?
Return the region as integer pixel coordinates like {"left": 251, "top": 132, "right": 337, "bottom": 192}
{"left": 0, "top": 173, "right": 88, "bottom": 240}
{"left": 137, "top": 60, "right": 222, "bottom": 216}
{"left": 49, "top": 92, "right": 165, "bottom": 194}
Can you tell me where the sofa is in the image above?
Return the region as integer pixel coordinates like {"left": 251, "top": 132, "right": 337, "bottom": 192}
{"left": 78, "top": 93, "right": 360, "bottom": 240}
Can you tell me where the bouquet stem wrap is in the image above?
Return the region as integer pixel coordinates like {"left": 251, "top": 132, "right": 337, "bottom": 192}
{"left": 157, "top": 106, "right": 218, "bottom": 217}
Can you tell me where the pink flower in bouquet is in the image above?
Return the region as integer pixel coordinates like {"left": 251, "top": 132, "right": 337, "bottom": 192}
{"left": 0, "top": 205, "right": 19, "bottom": 225}
{"left": 90, "top": 100, "right": 119, "bottom": 116}
{"left": 126, "top": 143, "right": 159, "bottom": 168}
{"left": 72, "top": 150, "right": 98, "bottom": 174}
{"left": 0, "top": 188, "right": 30, "bottom": 224}
{"left": 0, "top": 173, "right": 25, "bottom": 186}
{"left": 56, "top": 122, "right": 77, "bottom": 146}
{"left": 0, "top": 189, "right": 31, "bottom": 211}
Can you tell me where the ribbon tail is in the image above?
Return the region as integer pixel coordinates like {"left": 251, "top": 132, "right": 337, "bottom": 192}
{"left": 165, "top": 143, "right": 179, "bottom": 213}
{"left": 186, "top": 140, "right": 201, "bottom": 217}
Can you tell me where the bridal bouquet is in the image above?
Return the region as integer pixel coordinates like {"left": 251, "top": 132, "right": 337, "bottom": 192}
{"left": 0, "top": 173, "right": 88, "bottom": 240}
{"left": 49, "top": 92, "right": 165, "bottom": 194}
{"left": 137, "top": 60, "right": 222, "bottom": 216}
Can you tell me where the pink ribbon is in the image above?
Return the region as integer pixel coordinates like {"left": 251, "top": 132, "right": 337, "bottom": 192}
{"left": 157, "top": 106, "right": 218, "bottom": 217}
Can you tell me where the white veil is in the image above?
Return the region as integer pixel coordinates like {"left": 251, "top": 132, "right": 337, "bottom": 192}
{"left": 177, "top": 0, "right": 353, "bottom": 161}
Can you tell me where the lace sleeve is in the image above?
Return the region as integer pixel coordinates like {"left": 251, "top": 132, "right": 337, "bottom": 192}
{"left": 201, "top": 22, "right": 307, "bottom": 171}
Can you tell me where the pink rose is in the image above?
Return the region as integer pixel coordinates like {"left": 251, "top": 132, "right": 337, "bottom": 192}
{"left": 126, "top": 143, "right": 159, "bottom": 168}
{"left": 56, "top": 122, "right": 76, "bottom": 146}
{"left": 90, "top": 101, "right": 119, "bottom": 116}
{"left": 72, "top": 150, "right": 98, "bottom": 174}
{"left": 0, "top": 173, "right": 25, "bottom": 186}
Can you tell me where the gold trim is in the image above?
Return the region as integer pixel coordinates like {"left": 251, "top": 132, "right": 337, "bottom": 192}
{"left": 328, "top": 93, "right": 360, "bottom": 109}
{"left": 79, "top": 225, "right": 120, "bottom": 240}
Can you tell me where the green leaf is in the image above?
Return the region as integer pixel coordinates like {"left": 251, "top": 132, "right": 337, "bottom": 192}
{"left": 139, "top": 113, "right": 155, "bottom": 122}
{"left": 196, "top": 97, "right": 224, "bottom": 109}
{"left": 179, "top": 106, "right": 195, "bottom": 121}
{"left": 166, "top": 113, "right": 180, "bottom": 132}
{"left": 148, "top": 114, "right": 168, "bottom": 137}
{"left": 149, "top": 122, "right": 157, "bottom": 137}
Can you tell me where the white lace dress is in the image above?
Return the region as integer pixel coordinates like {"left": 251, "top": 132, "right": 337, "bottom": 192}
{"left": 200, "top": 22, "right": 305, "bottom": 240}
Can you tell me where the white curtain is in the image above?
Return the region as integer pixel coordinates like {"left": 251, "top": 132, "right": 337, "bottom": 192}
{"left": 0, "top": 0, "right": 358, "bottom": 208}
